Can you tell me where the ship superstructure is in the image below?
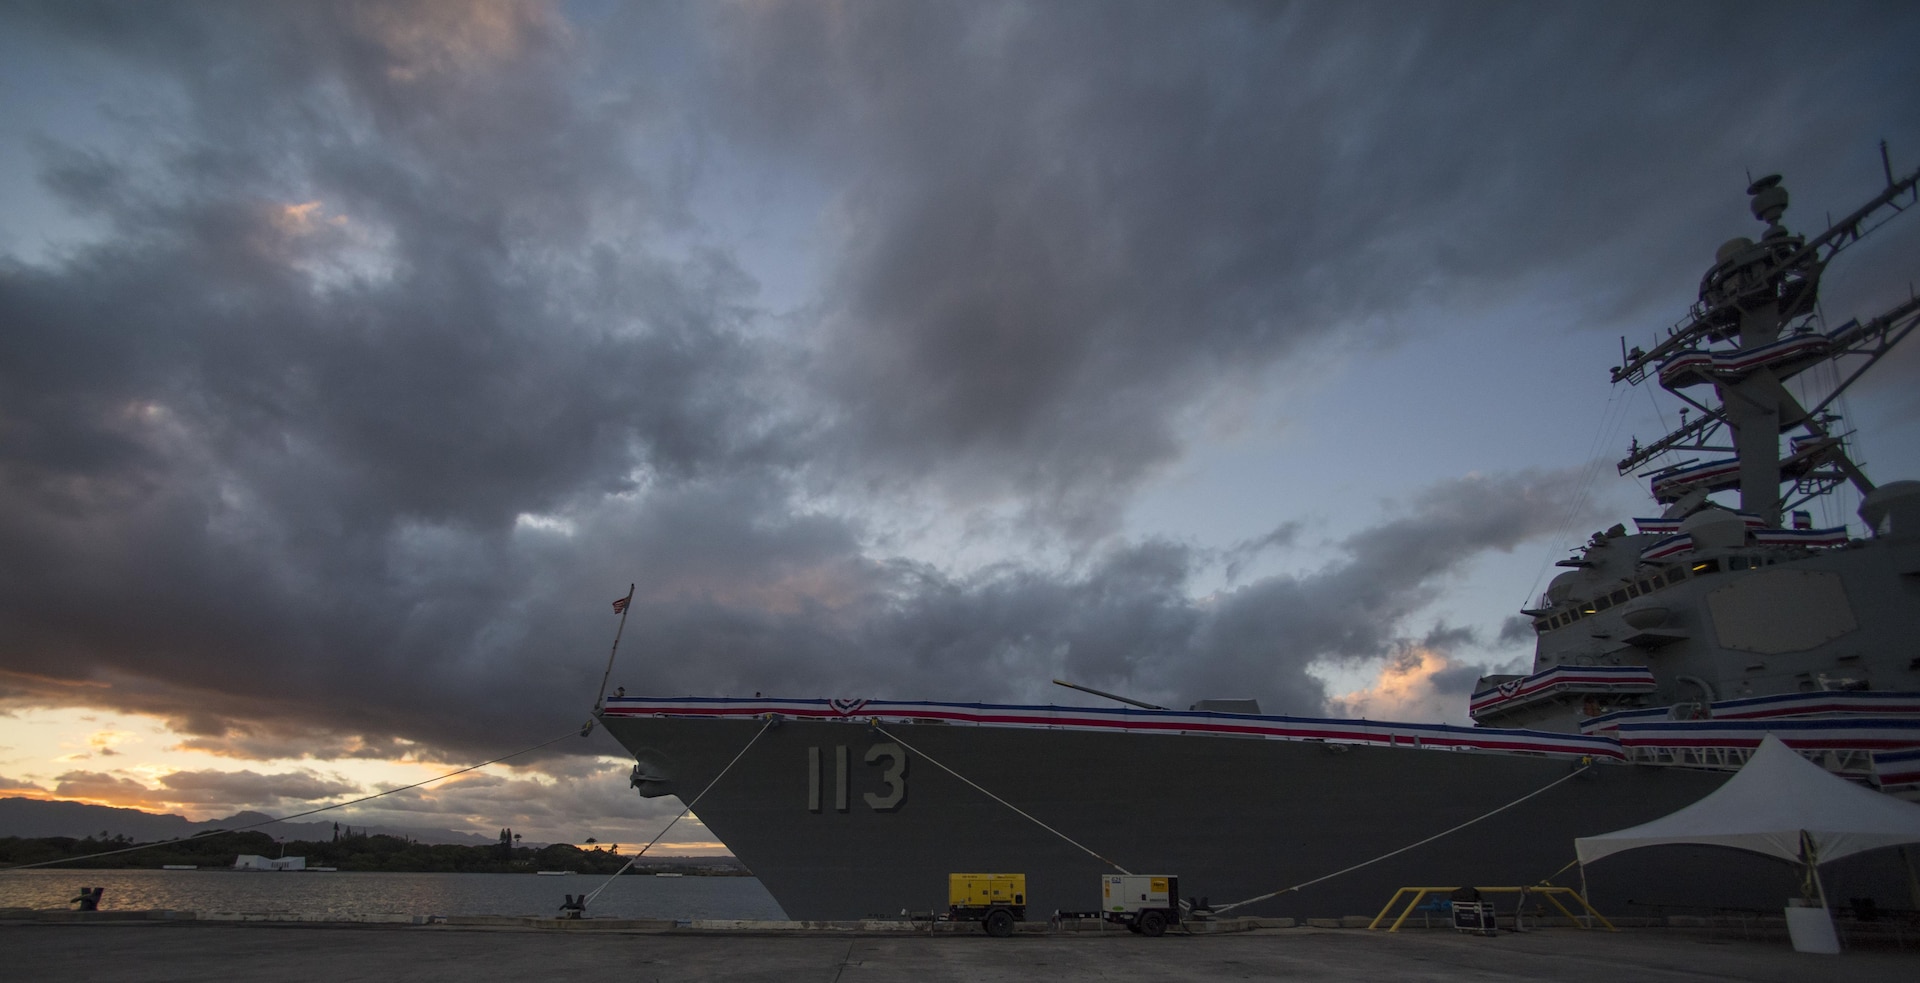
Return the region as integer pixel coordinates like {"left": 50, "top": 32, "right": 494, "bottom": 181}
{"left": 599, "top": 160, "right": 1920, "bottom": 921}
{"left": 1469, "top": 162, "right": 1920, "bottom": 794}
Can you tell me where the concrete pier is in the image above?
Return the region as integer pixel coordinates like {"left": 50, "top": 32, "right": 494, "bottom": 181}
{"left": 4, "top": 914, "right": 1916, "bottom": 982}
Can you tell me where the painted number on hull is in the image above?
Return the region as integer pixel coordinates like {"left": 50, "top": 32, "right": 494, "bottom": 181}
{"left": 807, "top": 743, "right": 907, "bottom": 813}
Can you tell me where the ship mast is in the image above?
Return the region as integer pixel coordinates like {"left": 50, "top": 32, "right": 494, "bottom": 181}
{"left": 1610, "top": 154, "right": 1920, "bottom": 527}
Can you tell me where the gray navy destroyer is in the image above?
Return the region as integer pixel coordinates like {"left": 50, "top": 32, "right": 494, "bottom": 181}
{"left": 600, "top": 159, "right": 1920, "bottom": 921}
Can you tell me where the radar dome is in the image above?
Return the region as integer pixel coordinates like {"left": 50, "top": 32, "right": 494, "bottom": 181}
{"left": 1679, "top": 508, "right": 1746, "bottom": 550}
{"left": 1859, "top": 480, "right": 1920, "bottom": 541}
{"left": 1747, "top": 174, "right": 1788, "bottom": 224}
{"left": 1546, "top": 571, "right": 1581, "bottom": 604}
{"left": 1715, "top": 237, "right": 1755, "bottom": 266}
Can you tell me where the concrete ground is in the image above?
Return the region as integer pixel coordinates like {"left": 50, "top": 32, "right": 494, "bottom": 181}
{"left": 6, "top": 923, "right": 1917, "bottom": 983}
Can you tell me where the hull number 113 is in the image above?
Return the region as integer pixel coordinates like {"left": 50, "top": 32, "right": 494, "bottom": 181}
{"left": 806, "top": 743, "right": 906, "bottom": 812}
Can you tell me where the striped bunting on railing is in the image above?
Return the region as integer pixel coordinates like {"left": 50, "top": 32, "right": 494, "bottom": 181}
{"left": 1656, "top": 334, "right": 1830, "bottom": 389}
{"left": 1651, "top": 459, "right": 1743, "bottom": 501}
{"left": 1751, "top": 527, "right": 1849, "bottom": 548}
{"left": 1871, "top": 747, "right": 1920, "bottom": 789}
{"left": 1468, "top": 665, "right": 1657, "bottom": 718}
{"left": 1638, "top": 533, "right": 1693, "bottom": 561}
{"left": 601, "top": 696, "right": 1626, "bottom": 759}
{"left": 1581, "top": 690, "right": 1920, "bottom": 734}
{"left": 1613, "top": 715, "right": 1920, "bottom": 752}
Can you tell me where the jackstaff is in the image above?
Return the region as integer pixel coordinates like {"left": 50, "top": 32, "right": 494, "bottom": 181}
{"left": 595, "top": 583, "right": 636, "bottom": 710}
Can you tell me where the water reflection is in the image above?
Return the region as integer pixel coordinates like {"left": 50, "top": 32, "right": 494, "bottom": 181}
{"left": 0, "top": 869, "right": 786, "bottom": 920}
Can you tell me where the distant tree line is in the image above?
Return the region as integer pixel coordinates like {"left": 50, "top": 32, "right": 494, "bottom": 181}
{"left": 0, "top": 831, "right": 744, "bottom": 875}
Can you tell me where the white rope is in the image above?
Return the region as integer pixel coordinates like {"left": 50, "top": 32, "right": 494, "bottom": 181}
{"left": 871, "top": 722, "right": 1132, "bottom": 874}
{"left": 1, "top": 726, "right": 590, "bottom": 871}
{"left": 1212, "top": 762, "right": 1594, "bottom": 913}
{"left": 582, "top": 714, "right": 777, "bottom": 909}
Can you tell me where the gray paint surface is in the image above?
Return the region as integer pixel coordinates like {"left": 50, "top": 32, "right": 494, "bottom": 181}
{"left": 601, "top": 714, "right": 1907, "bottom": 921}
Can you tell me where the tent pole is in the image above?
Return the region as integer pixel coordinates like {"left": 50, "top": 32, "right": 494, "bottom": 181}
{"left": 1809, "top": 861, "right": 1842, "bottom": 952}
{"left": 1578, "top": 863, "right": 1593, "bottom": 929}
{"left": 1797, "top": 830, "right": 1822, "bottom": 905}
{"left": 1903, "top": 846, "right": 1920, "bottom": 910}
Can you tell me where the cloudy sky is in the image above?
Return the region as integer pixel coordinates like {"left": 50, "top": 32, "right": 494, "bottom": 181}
{"left": 2, "top": 1, "right": 1917, "bottom": 849}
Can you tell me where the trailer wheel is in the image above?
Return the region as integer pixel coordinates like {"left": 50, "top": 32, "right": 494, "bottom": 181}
{"left": 984, "top": 908, "right": 1014, "bottom": 938}
{"left": 1138, "top": 910, "right": 1167, "bottom": 937}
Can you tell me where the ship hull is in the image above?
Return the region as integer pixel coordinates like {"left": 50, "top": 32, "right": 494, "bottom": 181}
{"left": 600, "top": 713, "right": 1909, "bottom": 920}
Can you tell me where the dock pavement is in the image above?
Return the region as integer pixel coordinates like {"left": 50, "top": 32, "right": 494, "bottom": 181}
{"left": 5, "top": 911, "right": 1919, "bottom": 983}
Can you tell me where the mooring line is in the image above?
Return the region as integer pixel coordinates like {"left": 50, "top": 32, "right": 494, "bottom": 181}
{"left": 581, "top": 714, "right": 777, "bottom": 909}
{"left": 1211, "top": 763, "right": 1593, "bottom": 913}
{"left": 869, "top": 722, "right": 1132, "bottom": 875}
{"left": 0, "top": 726, "right": 591, "bottom": 871}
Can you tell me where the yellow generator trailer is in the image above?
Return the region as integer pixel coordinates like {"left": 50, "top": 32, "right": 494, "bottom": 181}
{"left": 1102, "top": 874, "right": 1181, "bottom": 937}
{"left": 948, "top": 873, "right": 1026, "bottom": 937}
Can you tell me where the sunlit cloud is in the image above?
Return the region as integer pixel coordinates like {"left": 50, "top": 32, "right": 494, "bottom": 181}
{"left": 89, "top": 729, "right": 135, "bottom": 753}
{"left": 156, "top": 767, "right": 360, "bottom": 807}
{"left": 354, "top": 0, "right": 549, "bottom": 83}
{"left": 514, "top": 512, "right": 578, "bottom": 536}
{"left": 167, "top": 726, "right": 418, "bottom": 763}
{"left": 0, "top": 774, "right": 49, "bottom": 797}
{"left": 271, "top": 200, "right": 346, "bottom": 237}
{"left": 0, "top": 706, "right": 720, "bottom": 849}
{"left": 49, "top": 770, "right": 174, "bottom": 812}
{"left": 1327, "top": 645, "right": 1461, "bottom": 724}
{"left": 53, "top": 727, "right": 140, "bottom": 762}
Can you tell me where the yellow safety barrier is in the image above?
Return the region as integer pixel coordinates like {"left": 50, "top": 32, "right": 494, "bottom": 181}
{"left": 1367, "top": 886, "right": 1616, "bottom": 933}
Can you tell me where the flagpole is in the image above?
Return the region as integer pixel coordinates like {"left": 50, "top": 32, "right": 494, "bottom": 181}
{"left": 594, "top": 583, "right": 636, "bottom": 711}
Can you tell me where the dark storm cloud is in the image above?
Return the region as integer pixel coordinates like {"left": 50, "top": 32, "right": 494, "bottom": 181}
{"left": 579, "top": 468, "right": 1591, "bottom": 720}
{"left": 49, "top": 772, "right": 168, "bottom": 812}
{"left": 168, "top": 727, "right": 414, "bottom": 762}
{"left": 1163, "top": 470, "right": 1585, "bottom": 709}
{"left": 0, "top": 0, "right": 1914, "bottom": 803}
{"left": 0, "top": 1, "right": 779, "bottom": 757}
{"left": 704, "top": 1, "right": 1920, "bottom": 531}
{"left": 1220, "top": 522, "right": 1303, "bottom": 585}
{"left": 155, "top": 767, "right": 358, "bottom": 807}
{"left": 1497, "top": 615, "right": 1536, "bottom": 647}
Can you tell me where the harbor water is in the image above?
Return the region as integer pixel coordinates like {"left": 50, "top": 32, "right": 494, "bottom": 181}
{"left": 0, "top": 868, "right": 786, "bottom": 920}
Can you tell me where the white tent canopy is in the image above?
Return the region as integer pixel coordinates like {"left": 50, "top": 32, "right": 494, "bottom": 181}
{"left": 1576, "top": 735, "right": 1920, "bottom": 867}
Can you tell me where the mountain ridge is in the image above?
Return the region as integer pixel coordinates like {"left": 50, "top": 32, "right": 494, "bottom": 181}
{"left": 0, "top": 797, "right": 498, "bottom": 846}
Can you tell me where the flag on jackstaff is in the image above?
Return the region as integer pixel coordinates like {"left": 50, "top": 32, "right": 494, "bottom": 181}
{"left": 611, "top": 596, "right": 630, "bottom": 614}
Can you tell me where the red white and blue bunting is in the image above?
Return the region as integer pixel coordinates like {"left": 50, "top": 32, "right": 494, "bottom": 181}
{"left": 602, "top": 695, "right": 1626, "bottom": 759}
{"left": 1468, "top": 665, "right": 1657, "bottom": 719}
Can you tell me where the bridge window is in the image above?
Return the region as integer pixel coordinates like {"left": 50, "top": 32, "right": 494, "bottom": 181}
{"left": 1692, "top": 559, "right": 1720, "bottom": 575}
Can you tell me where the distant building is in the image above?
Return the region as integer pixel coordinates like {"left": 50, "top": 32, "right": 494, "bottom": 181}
{"left": 233, "top": 855, "right": 306, "bottom": 871}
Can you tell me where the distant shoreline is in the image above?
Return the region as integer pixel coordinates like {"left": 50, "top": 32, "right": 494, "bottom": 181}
{"left": 1, "top": 832, "right": 749, "bottom": 877}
